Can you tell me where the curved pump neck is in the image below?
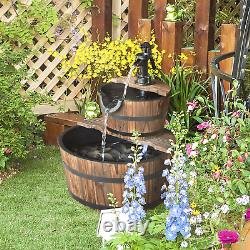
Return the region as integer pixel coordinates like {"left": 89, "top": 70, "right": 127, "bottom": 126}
{"left": 134, "top": 42, "right": 156, "bottom": 86}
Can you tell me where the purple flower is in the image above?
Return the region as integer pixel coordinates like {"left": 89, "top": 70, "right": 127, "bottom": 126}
{"left": 162, "top": 155, "right": 191, "bottom": 241}
{"left": 197, "top": 121, "right": 211, "bottom": 131}
{"left": 245, "top": 208, "right": 250, "bottom": 221}
{"left": 218, "top": 230, "right": 239, "bottom": 244}
{"left": 122, "top": 161, "right": 146, "bottom": 222}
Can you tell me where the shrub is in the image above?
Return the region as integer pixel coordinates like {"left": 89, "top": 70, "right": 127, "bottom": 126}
{"left": 0, "top": 0, "right": 58, "bottom": 170}
{"left": 0, "top": 43, "right": 46, "bottom": 170}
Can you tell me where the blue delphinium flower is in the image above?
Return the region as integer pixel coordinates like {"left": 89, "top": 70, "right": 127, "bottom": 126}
{"left": 162, "top": 154, "right": 191, "bottom": 241}
{"left": 122, "top": 142, "right": 146, "bottom": 222}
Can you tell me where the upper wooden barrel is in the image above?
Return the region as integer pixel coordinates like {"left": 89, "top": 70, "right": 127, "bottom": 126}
{"left": 100, "top": 83, "right": 169, "bottom": 137}
{"left": 58, "top": 126, "right": 166, "bottom": 209}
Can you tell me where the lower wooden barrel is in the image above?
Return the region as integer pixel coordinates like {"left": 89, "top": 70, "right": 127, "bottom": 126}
{"left": 100, "top": 83, "right": 169, "bottom": 137}
{"left": 58, "top": 126, "right": 165, "bottom": 209}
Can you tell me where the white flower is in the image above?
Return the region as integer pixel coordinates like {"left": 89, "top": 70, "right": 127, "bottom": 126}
{"left": 188, "top": 179, "right": 195, "bottom": 186}
{"left": 220, "top": 204, "right": 230, "bottom": 214}
{"left": 190, "top": 216, "right": 197, "bottom": 225}
{"left": 180, "top": 241, "right": 188, "bottom": 248}
{"left": 192, "top": 142, "right": 199, "bottom": 150}
{"left": 211, "top": 212, "right": 219, "bottom": 219}
{"left": 220, "top": 186, "right": 225, "bottom": 192}
{"left": 166, "top": 5, "right": 175, "bottom": 12}
{"left": 195, "top": 227, "right": 203, "bottom": 236}
{"left": 202, "top": 139, "right": 209, "bottom": 144}
{"left": 203, "top": 147, "right": 207, "bottom": 151}
{"left": 190, "top": 161, "right": 196, "bottom": 166}
{"left": 190, "top": 171, "right": 197, "bottom": 178}
{"left": 196, "top": 214, "right": 202, "bottom": 223}
{"left": 236, "top": 195, "right": 249, "bottom": 205}
{"left": 208, "top": 187, "right": 214, "bottom": 193}
{"left": 203, "top": 212, "right": 210, "bottom": 219}
{"left": 164, "top": 159, "right": 171, "bottom": 165}
{"left": 242, "top": 195, "right": 250, "bottom": 205}
{"left": 211, "top": 134, "right": 217, "bottom": 140}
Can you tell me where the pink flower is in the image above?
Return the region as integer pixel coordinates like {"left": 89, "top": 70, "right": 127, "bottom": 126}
{"left": 186, "top": 144, "right": 198, "bottom": 158}
{"left": 165, "top": 119, "right": 169, "bottom": 126}
{"left": 201, "top": 138, "right": 208, "bottom": 144}
{"left": 197, "top": 121, "right": 211, "bottom": 131}
{"left": 245, "top": 208, "right": 250, "bottom": 221}
{"left": 187, "top": 101, "right": 198, "bottom": 112}
{"left": 218, "top": 230, "right": 239, "bottom": 245}
{"left": 223, "top": 135, "right": 230, "bottom": 143}
{"left": 226, "top": 160, "right": 233, "bottom": 168}
{"left": 213, "top": 172, "right": 221, "bottom": 179}
{"left": 4, "top": 148, "right": 12, "bottom": 155}
{"left": 211, "top": 133, "right": 218, "bottom": 140}
{"left": 232, "top": 111, "right": 240, "bottom": 118}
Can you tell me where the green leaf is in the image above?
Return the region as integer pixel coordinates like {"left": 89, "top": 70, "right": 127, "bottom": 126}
{"left": 217, "top": 197, "right": 224, "bottom": 203}
{"left": 238, "top": 181, "right": 247, "bottom": 194}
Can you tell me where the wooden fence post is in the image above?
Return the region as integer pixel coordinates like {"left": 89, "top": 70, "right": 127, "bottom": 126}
{"left": 220, "top": 24, "right": 237, "bottom": 93}
{"left": 138, "top": 19, "right": 152, "bottom": 42}
{"left": 154, "top": 0, "right": 175, "bottom": 49}
{"left": 181, "top": 47, "right": 195, "bottom": 67}
{"left": 194, "top": 0, "right": 216, "bottom": 75}
{"left": 92, "top": 0, "right": 112, "bottom": 42}
{"left": 161, "top": 21, "right": 183, "bottom": 73}
{"left": 128, "top": 0, "right": 148, "bottom": 39}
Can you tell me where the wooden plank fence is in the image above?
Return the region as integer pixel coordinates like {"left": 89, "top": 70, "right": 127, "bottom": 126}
{"left": 0, "top": 0, "right": 240, "bottom": 114}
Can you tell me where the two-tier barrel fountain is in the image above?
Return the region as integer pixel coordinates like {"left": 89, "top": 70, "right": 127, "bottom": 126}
{"left": 58, "top": 42, "right": 173, "bottom": 209}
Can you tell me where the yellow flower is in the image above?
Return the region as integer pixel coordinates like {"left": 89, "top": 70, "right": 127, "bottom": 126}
{"left": 192, "top": 210, "right": 201, "bottom": 216}
{"left": 212, "top": 166, "right": 221, "bottom": 173}
{"left": 171, "top": 67, "right": 176, "bottom": 74}
{"left": 180, "top": 53, "right": 188, "bottom": 61}
{"left": 190, "top": 202, "right": 197, "bottom": 209}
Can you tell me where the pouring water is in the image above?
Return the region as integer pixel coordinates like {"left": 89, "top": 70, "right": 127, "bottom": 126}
{"left": 100, "top": 65, "right": 136, "bottom": 161}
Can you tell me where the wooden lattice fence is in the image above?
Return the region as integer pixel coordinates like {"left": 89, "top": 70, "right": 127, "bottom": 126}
{"left": 0, "top": 0, "right": 93, "bottom": 113}
{"left": 112, "top": 0, "right": 129, "bottom": 40}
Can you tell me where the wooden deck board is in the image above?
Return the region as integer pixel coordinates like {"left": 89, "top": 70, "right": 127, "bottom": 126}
{"left": 45, "top": 113, "right": 173, "bottom": 153}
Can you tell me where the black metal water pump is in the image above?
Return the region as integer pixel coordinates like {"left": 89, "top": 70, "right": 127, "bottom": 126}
{"left": 134, "top": 42, "right": 156, "bottom": 85}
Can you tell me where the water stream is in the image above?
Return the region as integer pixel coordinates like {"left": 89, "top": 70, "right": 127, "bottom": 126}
{"left": 100, "top": 66, "right": 136, "bottom": 161}
{"left": 101, "top": 109, "right": 109, "bottom": 161}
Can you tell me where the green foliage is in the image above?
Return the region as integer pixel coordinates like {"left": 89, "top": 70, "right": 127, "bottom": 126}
{"left": 0, "top": 43, "right": 46, "bottom": 170}
{"left": 160, "top": 57, "right": 213, "bottom": 130}
{"left": 0, "top": 0, "right": 58, "bottom": 46}
{"left": 104, "top": 232, "right": 174, "bottom": 250}
{"left": 0, "top": 0, "right": 58, "bottom": 169}
{"left": 80, "top": 0, "right": 93, "bottom": 8}
{"left": 0, "top": 149, "right": 8, "bottom": 169}
{"left": 75, "top": 99, "right": 101, "bottom": 120}
{"left": 165, "top": 4, "right": 185, "bottom": 22}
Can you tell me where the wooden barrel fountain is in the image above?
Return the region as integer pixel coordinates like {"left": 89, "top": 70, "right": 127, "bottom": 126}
{"left": 100, "top": 83, "right": 169, "bottom": 137}
{"left": 58, "top": 126, "right": 165, "bottom": 209}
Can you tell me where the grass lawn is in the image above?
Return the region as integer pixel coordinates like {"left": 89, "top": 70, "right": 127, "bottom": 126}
{"left": 0, "top": 146, "right": 102, "bottom": 250}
